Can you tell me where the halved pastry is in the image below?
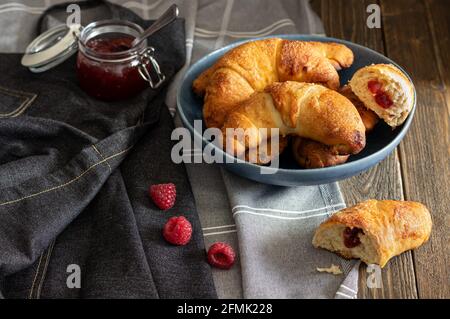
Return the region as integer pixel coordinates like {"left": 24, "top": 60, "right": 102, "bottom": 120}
{"left": 312, "top": 200, "right": 432, "bottom": 268}
{"left": 349, "top": 64, "right": 414, "bottom": 127}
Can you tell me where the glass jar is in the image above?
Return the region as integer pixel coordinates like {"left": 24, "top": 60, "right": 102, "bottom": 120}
{"left": 76, "top": 20, "right": 165, "bottom": 101}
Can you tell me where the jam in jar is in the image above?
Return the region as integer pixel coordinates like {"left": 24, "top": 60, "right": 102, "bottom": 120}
{"left": 76, "top": 20, "right": 164, "bottom": 101}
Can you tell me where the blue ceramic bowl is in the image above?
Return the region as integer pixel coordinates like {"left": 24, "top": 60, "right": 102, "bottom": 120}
{"left": 177, "top": 35, "right": 416, "bottom": 186}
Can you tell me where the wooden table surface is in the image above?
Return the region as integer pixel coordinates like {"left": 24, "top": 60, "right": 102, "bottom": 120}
{"left": 311, "top": 0, "right": 450, "bottom": 299}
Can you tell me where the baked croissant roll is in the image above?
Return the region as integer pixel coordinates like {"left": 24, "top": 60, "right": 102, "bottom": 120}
{"left": 349, "top": 64, "right": 414, "bottom": 127}
{"left": 245, "top": 136, "right": 289, "bottom": 165}
{"left": 291, "top": 86, "right": 379, "bottom": 169}
{"left": 340, "top": 85, "right": 379, "bottom": 133}
{"left": 292, "top": 138, "right": 350, "bottom": 169}
{"left": 312, "top": 200, "right": 432, "bottom": 268}
{"left": 193, "top": 38, "right": 354, "bottom": 128}
{"left": 221, "top": 81, "right": 366, "bottom": 158}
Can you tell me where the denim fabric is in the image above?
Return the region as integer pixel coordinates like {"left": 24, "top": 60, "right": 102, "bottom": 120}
{"left": 0, "top": 1, "right": 216, "bottom": 299}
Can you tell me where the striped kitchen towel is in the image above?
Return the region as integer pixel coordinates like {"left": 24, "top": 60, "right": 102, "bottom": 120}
{"left": 222, "top": 171, "right": 359, "bottom": 299}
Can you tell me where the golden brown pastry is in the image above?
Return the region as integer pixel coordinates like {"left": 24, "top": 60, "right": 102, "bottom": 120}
{"left": 349, "top": 64, "right": 414, "bottom": 127}
{"left": 291, "top": 86, "right": 379, "bottom": 169}
{"left": 193, "top": 38, "right": 354, "bottom": 128}
{"left": 292, "top": 138, "right": 350, "bottom": 169}
{"left": 245, "top": 136, "right": 288, "bottom": 165}
{"left": 312, "top": 200, "right": 432, "bottom": 268}
{"left": 221, "top": 81, "right": 366, "bottom": 158}
{"left": 340, "top": 85, "right": 379, "bottom": 133}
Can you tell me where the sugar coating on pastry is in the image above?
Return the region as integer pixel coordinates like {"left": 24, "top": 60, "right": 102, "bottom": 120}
{"left": 349, "top": 64, "right": 414, "bottom": 127}
{"left": 193, "top": 38, "right": 354, "bottom": 128}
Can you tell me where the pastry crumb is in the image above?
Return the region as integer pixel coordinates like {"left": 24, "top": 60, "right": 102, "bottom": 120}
{"left": 316, "top": 264, "right": 343, "bottom": 275}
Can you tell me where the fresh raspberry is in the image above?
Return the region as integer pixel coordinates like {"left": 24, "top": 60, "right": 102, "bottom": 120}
{"left": 207, "top": 242, "right": 236, "bottom": 269}
{"left": 149, "top": 183, "right": 176, "bottom": 210}
{"left": 163, "top": 216, "right": 192, "bottom": 246}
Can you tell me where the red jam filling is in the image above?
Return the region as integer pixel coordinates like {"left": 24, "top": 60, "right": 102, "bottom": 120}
{"left": 343, "top": 227, "right": 364, "bottom": 248}
{"left": 368, "top": 80, "right": 382, "bottom": 94}
{"left": 367, "top": 80, "right": 393, "bottom": 109}
{"left": 76, "top": 35, "right": 149, "bottom": 101}
{"left": 85, "top": 37, "right": 133, "bottom": 53}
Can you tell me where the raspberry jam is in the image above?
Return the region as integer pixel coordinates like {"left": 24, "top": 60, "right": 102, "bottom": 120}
{"left": 367, "top": 80, "right": 393, "bottom": 109}
{"left": 368, "top": 80, "right": 382, "bottom": 94}
{"left": 343, "top": 227, "right": 364, "bottom": 248}
{"left": 375, "top": 93, "right": 393, "bottom": 108}
{"left": 76, "top": 35, "right": 149, "bottom": 101}
{"left": 85, "top": 37, "right": 134, "bottom": 53}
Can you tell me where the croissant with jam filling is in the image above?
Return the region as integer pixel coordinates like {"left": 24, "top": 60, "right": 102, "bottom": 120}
{"left": 312, "top": 200, "right": 432, "bottom": 268}
{"left": 349, "top": 64, "right": 414, "bottom": 127}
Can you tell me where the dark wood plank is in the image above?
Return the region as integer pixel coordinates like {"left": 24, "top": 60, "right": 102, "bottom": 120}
{"left": 381, "top": 0, "right": 450, "bottom": 299}
{"left": 309, "top": 0, "right": 322, "bottom": 19}
{"left": 425, "top": 0, "right": 450, "bottom": 115}
{"left": 311, "top": 0, "right": 418, "bottom": 299}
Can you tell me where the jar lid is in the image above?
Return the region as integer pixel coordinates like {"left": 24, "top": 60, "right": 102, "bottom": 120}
{"left": 21, "top": 24, "right": 82, "bottom": 73}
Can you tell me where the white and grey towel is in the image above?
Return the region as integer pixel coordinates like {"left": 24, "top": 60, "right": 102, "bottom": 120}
{"left": 0, "top": 0, "right": 360, "bottom": 299}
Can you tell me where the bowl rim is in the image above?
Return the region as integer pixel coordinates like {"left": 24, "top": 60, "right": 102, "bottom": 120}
{"left": 176, "top": 34, "right": 416, "bottom": 176}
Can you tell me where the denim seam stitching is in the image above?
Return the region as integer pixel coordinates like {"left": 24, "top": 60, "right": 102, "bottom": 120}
{"left": 0, "top": 86, "right": 37, "bottom": 118}
{"left": 35, "top": 239, "right": 56, "bottom": 299}
{"left": 0, "top": 96, "right": 35, "bottom": 117}
{"left": 0, "top": 146, "right": 132, "bottom": 207}
{"left": 92, "top": 145, "right": 112, "bottom": 172}
{"left": 28, "top": 252, "right": 44, "bottom": 299}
